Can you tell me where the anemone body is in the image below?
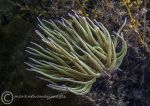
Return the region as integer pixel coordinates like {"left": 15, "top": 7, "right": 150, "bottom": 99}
{"left": 25, "top": 13, "right": 127, "bottom": 95}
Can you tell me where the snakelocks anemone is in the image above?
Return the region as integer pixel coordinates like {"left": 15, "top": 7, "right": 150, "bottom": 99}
{"left": 25, "top": 12, "right": 127, "bottom": 95}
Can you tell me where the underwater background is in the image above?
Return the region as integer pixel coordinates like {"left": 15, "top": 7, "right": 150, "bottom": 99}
{"left": 0, "top": 0, "right": 150, "bottom": 106}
